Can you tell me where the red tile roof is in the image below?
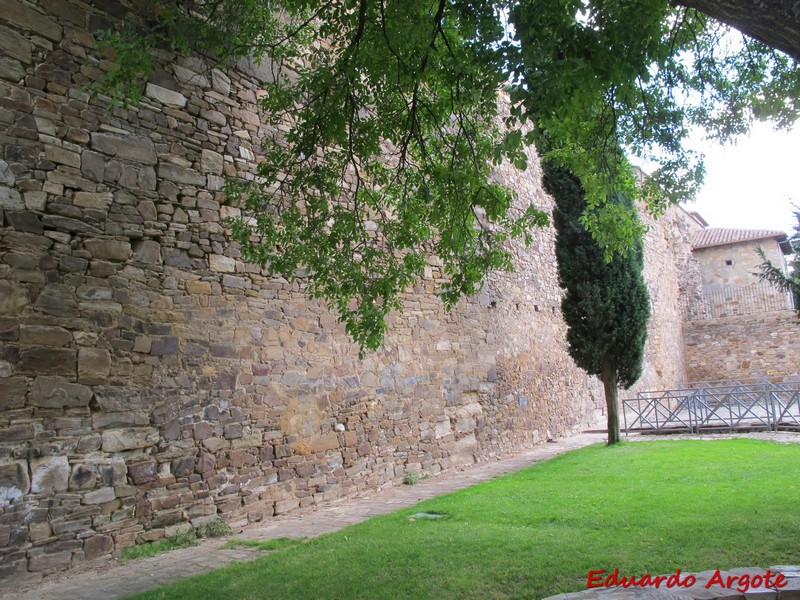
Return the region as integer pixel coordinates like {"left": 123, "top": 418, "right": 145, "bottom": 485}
{"left": 692, "top": 227, "right": 788, "bottom": 250}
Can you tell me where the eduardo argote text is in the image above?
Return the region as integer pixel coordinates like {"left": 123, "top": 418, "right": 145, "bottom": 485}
{"left": 586, "top": 568, "right": 787, "bottom": 593}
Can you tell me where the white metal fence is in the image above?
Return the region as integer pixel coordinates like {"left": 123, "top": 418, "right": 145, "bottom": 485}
{"left": 623, "top": 377, "right": 800, "bottom": 434}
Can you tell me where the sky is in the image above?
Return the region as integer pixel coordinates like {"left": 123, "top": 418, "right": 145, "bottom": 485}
{"left": 679, "top": 122, "right": 800, "bottom": 235}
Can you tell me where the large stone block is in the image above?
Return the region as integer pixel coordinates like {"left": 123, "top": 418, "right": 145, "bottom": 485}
{"left": 77, "top": 347, "right": 111, "bottom": 384}
{"left": 90, "top": 132, "right": 157, "bottom": 165}
{"left": 196, "top": 452, "right": 215, "bottom": 473}
{"left": 150, "top": 336, "right": 179, "bottom": 356}
{"left": 4, "top": 231, "right": 53, "bottom": 253}
{"left": 145, "top": 82, "right": 187, "bottom": 107}
{"left": 93, "top": 386, "right": 151, "bottom": 413}
{"left": 171, "top": 456, "right": 195, "bottom": 477}
{"left": 83, "top": 534, "right": 114, "bottom": 560}
{"left": 0, "top": 25, "right": 31, "bottom": 63}
{"left": 29, "top": 376, "right": 92, "bottom": 408}
{"left": 309, "top": 432, "right": 340, "bottom": 453}
{"left": 101, "top": 428, "right": 159, "bottom": 452}
{"left": 132, "top": 239, "right": 162, "bottom": 265}
{"left": 274, "top": 499, "right": 300, "bottom": 515}
{"left": 0, "top": 378, "right": 27, "bottom": 409}
{"left": 83, "top": 239, "right": 132, "bottom": 262}
{"left": 30, "top": 455, "right": 69, "bottom": 494}
{"left": 74, "top": 191, "right": 113, "bottom": 210}
{"left": 45, "top": 145, "right": 81, "bottom": 168}
{"left": 19, "top": 325, "right": 72, "bottom": 346}
{"left": 0, "top": 318, "right": 17, "bottom": 342}
{"left": 0, "top": 56, "right": 25, "bottom": 82}
{"left": 163, "top": 248, "right": 191, "bottom": 268}
{"left": 0, "top": 185, "right": 23, "bottom": 210}
{"left": 208, "top": 254, "right": 236, "bottom": 272}
{"left": 68, "top": 464, "right": 97, "bottom": 491}
{"left": 34, "top": 284, "right": 79, "bottom": 317}
{"left": 17, "top": 348, "right": 76, "bottom": 377}
{"left": 6, "top": 210, "right": 43, "bottom": 234}
{"left": 69, "top": 458, "right": 127, "bottom": 491}
{"left": 42, "top": 0, "right": 86, "bottom": 26}
{"left": 27, "top": 551, "right": 72, "bottom": 572}
{"left": 81, "top": 149, "right": 106, "bottom": 182}
{"left": 0, "top": 280, "right": 28, "bottom": 315}
{"left": 24, "top": 190, "right": 47, "bottom": 211}
{"left": 0, "top": 159, "right": 15, "bottom": 186}
{"left": 0, "top": 360, "right": 12, "bottom": 378}
{"left": 29, "top": 521, "right": 52, "bottom": 542}
{"left": 200, "top": 149, "right": 223, "bottom": 174}
{"left": 0, "top": 461, "right": 30, "bottom": 502}
{"left": 42, "top": 214, "right": 102, "bottom": 235}
{"left": 157, "top": 163, "right": 205, "bottom": 186}
{"left": 0, "top": 424, "right": 32, "bottom": 442}
{"left": 99, "top": 459, "right": 127, "bottom": 486}
{"left": 126, "top": 459, "right": 157, "bottom": 484}
{"left": 94, "top": 411, "right": 149, "bottom": 428}
{"left": 83, "top": 486, "right": 115, "bottom": 505}
{"left": 0, "top": 0, "right": 62, "bottom": 41}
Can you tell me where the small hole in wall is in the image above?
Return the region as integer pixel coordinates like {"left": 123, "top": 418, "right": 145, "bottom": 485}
{"left": 725, "top": 259, "right": 733, "bottom": 266}
{"left": 490, "top": 301, "right": 497, "bottom": 309}
{"left": 552, "top": 307, "right": 556, "bottom": 314}
{"left": 534, "top": 305, "right": 539, "bottom": 312}
{"left": 515, "top": 303, "right": 520, "bottom": 311}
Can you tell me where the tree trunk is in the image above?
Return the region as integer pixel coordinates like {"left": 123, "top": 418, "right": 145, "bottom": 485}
{"left": 601, "top": 361, "right": 621, "bottom": 445}
{"left": 674, "top": 0, "right": 800, "bottom": 61}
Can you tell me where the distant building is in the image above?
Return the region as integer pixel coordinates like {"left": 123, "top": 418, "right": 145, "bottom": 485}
{"left": 688, "top": 216, "right": 794, "bottom": 318}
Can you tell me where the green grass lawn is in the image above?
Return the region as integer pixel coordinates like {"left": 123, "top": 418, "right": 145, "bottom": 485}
{"left": 129, "top": 439, "right": 800, "bottom": 600}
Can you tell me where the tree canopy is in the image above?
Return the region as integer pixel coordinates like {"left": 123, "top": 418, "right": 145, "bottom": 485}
{"left": 97, "top": 0, "right": 800, "bottom": 351}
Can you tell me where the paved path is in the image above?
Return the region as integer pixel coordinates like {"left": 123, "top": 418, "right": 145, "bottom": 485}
{"left": 6, "top": 432, "right": 607, "bottom": 600}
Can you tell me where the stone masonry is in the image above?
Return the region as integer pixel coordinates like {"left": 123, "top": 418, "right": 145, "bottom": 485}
{"left": 0, "top": 0, "right": 701, "bottom": 580}
{"left": 680, "top": 224, "right": 798, "bottom": 381}
{"left": 683, "top": 311, "right": 798, "bottom": 381}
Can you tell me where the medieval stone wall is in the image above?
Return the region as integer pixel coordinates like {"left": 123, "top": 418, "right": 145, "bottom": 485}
{"left": 0, "top": 0, "right": 694, "bottom": 580}
{"left": 683, "top": 311, "right": 798, "bottom": 381}
{"left": 632, "top": 206, "right": 701, "bottom": 393}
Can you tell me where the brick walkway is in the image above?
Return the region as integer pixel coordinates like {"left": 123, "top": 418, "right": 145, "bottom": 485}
{"left": 7, "top": 432, "right": 607, "bottom": 600}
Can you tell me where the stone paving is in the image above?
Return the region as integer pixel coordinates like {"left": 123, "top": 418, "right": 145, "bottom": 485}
{"left": 6, "top": 430, "right": 800, "bottom": 600}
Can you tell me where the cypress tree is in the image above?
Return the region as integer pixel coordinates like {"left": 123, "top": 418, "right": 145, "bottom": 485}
{"left": 543, "top": 164, "right": 651, "bottom": 444}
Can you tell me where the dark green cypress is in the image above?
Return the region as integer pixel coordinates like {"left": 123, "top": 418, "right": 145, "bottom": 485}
{"left": 543, "top": 164, "right": 651, "bottom": 444}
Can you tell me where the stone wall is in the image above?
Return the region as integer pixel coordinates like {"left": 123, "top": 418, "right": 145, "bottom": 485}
{"left": 683, "top": 311, "right": 798, "bottom": 382}
{"left": 682, "top": 235, "right": 797, "bottom": 383}
{"left": 0, "top": 0, "right": 693, "bottom": 580}
{"left": 631, "top": 206, "right": 702, "bottom": 393}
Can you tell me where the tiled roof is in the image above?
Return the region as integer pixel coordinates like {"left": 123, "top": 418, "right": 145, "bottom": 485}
{"left": 692, "top": 227, "right": 788, "bottom": 250}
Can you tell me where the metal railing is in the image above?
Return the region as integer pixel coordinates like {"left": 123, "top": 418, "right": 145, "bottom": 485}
{"left": 623, "top": 376, "right": 800, "bottom": 434}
